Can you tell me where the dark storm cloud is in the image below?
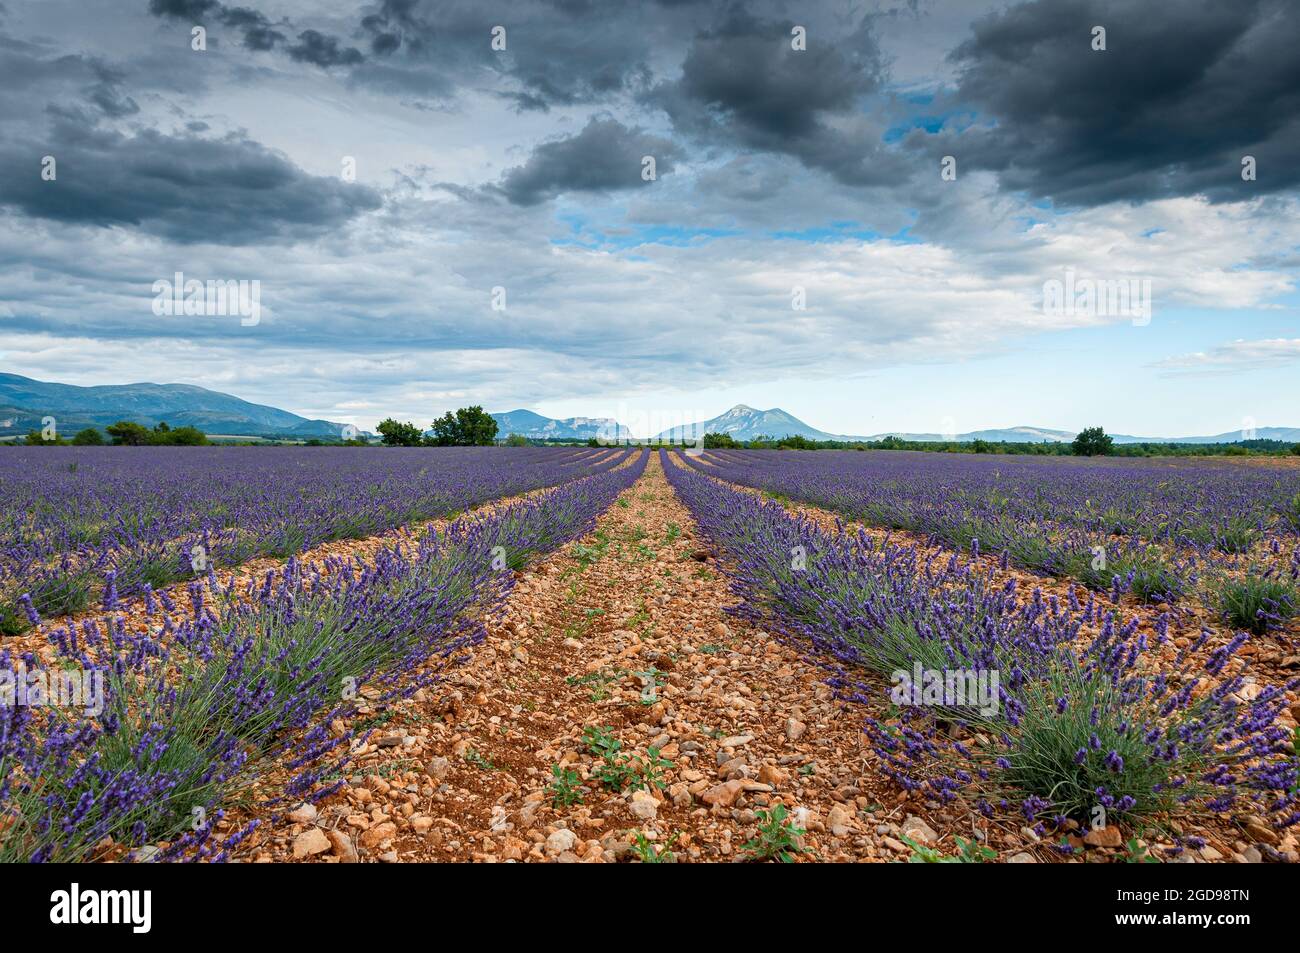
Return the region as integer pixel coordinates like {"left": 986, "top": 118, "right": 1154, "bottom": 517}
{"left": 84, "top": 62, "right": 140, "bottom": 118}
{"left": 218, "top": 6, "right": 287, "bottom": 51}
{"left": 287, "top": 29, "right": 364, "bottom": 68}
{"left": 942, "top": 0, "right": 1300, "bottom": 205}
{"left": 147, "top": 0, "right": 220, "bottom": 18}
{"left": 0, "top": 121, "right": 382, "bottom": 244}
{"left": 355, "top": 0, "right": 656, "bottom": 111}
{"left": 0, "top": 43, "right": 139, "bottom": 122}
{"left": 149, "top": 0, "right": 352, "bottom": 62}
{"left": 673, "top": 13, "right": 876, "bottom": 138}
{"left": 498, "top": 117, "right": 682, "bottom": 206}
{"left": 646, "top": 10, "right": 908, "bottom": 187}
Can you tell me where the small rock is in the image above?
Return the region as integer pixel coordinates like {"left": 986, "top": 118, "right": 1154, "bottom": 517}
{"left": 717, "top": 757, "right": 747, "bottom": 780}
{"left": 326, "top": 830, "right": 358, "bottom": 863}
{"left": 546, "top": 828, "right": 578, "bottom": 856}
{"left": 1083, "top": 825, "right": 1122, "bottom": 848}
{"left": 292, "top": 828, "right": 331, "bottom": 858}
{"left": 785, "top": 718, "right": 806, "bottom": 742}
{"left": 359, "top": 821, "right": 397, "bottom": 850}
{"left": 827, "top": 805, "right": 852, "bottom": 837}
{"left": 901, "top": 816, "right": 938, "bottom": 846}
{"left": 628, "top": 790, "right": 659, "bottom": 821}
{"left": 1008, "top": 852, "right": 1037, "bottom": 863}
{"left": 427, "top": 756, "right": 451, "bottom": 780}
{"left": 288, "top": 802, "right": 318, "bottom": 825}
{"left": 701, "top": 780, "right": 745, "bottom": 809}
{"left": 1244, "top": 820, "right": 1279, "bottom": 846}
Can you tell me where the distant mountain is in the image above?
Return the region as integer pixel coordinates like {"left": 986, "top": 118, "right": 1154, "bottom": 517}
{"left": 1112, "top": 427, "right": 1300, "bottom": 444}
{"left": 655, "top": 404, "right": 841, "bottom": 442}
{"left": 866, "top": 426, "right": 1076, "bottom": 443}
{"left": 872, "top": 426, "right": 1300, "bottom": 445}
{"left": 491, "top": 409, "right": 632, "bottom": 441}
{"left": 648, "top": 404, "right": 1300, "bottom": 445}
{"left": 0, "top": 373, "right": 360, "bottom": 439}
{"left": 6, "top": 375, "right": 1295, "bottom": 446}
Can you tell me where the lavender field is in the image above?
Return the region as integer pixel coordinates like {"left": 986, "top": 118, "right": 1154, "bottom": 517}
{"left": 688, "top": 449, "right": 1300, "bottom": 610}
{"left": 0, "top": 446, "right": 628, "bottom": 634}
{"left": 3, "top": 445, "right": 1297, "bottom": 870}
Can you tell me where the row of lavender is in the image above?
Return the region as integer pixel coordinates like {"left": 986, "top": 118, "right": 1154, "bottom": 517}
{"left": 688, "top": 449, "right": 1300, "bottom": 613}
{"left": 0, "top": 450, "right": 648, "bottom": 862}
{"left": 662, "top": 451, "right": 1299, "bottom": 853}
{"left": 0, "top": 446, "right": 627, "bottom": 634}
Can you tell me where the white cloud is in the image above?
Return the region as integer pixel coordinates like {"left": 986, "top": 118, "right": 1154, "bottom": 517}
{"left": 2, "top": 189, "right": 1298, "bottom": 426}
{"left": 1152, "top": 338, "right": 1300, "bottom": 374}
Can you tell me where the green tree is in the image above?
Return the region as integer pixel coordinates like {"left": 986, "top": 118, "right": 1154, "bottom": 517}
{"left": 777, "top": 434, "right": 815, "bottom": 450}
{"left": 106, "top": 421, "right": 151, "bottom": 446}
{"left": 427, "top": 406, "right": 498, "bottom": 446}
{"left": 504, "top": 433, "right": 529, "bottom": 447}
{"left": 456, "top": 405, "right": 498, "bottom": 446}
{"left": 428, "top": 412, "right": 457, "bottom": 446}
{"left": 376, "top": 418, "right": 424, "bottom": 447}
{"left": 703, "top": 432, "right": 737, "bottom": 449}
{"left": 162, "top": 425, "right": 208, "bottom": 445}
{"left": 23, "top": 429, "right": 67, "bottom": 446}
{"left": 1072, "top": 426, "right": 1114, "bottom": 457}
{"left": 72, "top": 428, "right": 104, "bottom": 445}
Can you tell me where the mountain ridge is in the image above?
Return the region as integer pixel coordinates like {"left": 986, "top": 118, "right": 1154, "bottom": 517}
{"left": 0, "top": 373, "right": 357, "bottom": 439}
{"left": 2, "top": 375, "right": 1295, "bottom": 444}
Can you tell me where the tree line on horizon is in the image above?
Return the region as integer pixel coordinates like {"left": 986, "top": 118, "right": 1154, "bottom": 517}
{"left": 10, "top": 416, "right": 1299, "bottom": 457}
{"left": 697, "top": 426, "right": 1300, "bottom": 458}
{"left": 18, "top": 420, "right": 208, "bottom": 446}
{"left": 376, "top": 406, "right": 501, "bottom": 447}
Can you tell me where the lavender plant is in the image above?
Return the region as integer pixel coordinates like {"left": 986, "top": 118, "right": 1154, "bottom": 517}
{"left": 685, "top": 448, "right": 1300, "bottom": 602}
{"left": 0, "top": 446, "right": 630, "bottom": 634}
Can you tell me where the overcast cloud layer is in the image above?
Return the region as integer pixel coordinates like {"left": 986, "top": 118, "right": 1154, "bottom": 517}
{"left": 0, "top": 0, "right": 1298, "bottom": 433}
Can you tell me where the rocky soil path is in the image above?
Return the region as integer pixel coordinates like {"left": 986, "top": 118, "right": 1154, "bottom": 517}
{"left": 252, "top": 453, "right": 965, "bottom": 863}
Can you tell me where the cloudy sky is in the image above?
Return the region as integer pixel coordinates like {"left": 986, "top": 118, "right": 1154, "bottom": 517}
{"left": 1, "top": 0, "right": 1298, "bottom": 437}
